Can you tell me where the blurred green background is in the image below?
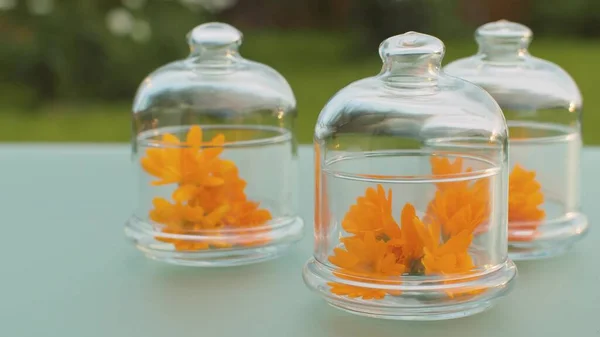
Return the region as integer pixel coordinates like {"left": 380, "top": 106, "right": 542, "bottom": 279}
{"left": 1, "top": 0, "right": 599, "bottom": 144}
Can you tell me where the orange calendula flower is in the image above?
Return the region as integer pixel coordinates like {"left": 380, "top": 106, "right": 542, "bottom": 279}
{"left": 341, "top": 185, "right": 401, "bottom": 240}
{"left": 430, "top": 156, "right": 472, "bottom": 191}
{"left": 420, "top": 230, "right": 475, "bottom": 275}
{"left": 427, "top": 157, "right": 490, "bottom": 237}
{"left": 141, "top": 126, "right": 227, "bottom": 187}
{"left": 430, "top": 157, "right": 545, "bottom": 242}
{"left": 426, "top": 183, "right": 489, "bottom": 237}
{"left": 149, "top": 196, "right": 230, "bottom": 230}
{"left": 141, "top": 125, "right": 272, "bottom": 251}
{"left": 329, "top": 185, "right": 478, "bottom": 300}
{"left": 508, "top": 164, "right": 545, "bottom": 241}
{"left": 405, "top": 204, "right": 481, "bottom": 298}
{"left": 328, "top": 232, "right": 407, "bottom": 300}
{"left": 150, "top": 196, "right": 232, "bottom": 250}
{"left": 171, "top": 166, "right": 270, "bottom": 228}
{"left": 509, "top": 164, "right": 545, "bottom": 222}
{"left": 328, "top": 283, "right": 388, "bottom": 300}
{"left": 223, "top": 201, "right": 273, "bottom": 228}
{"left": 329, "top": 232, "right": 407, "bottom": 276}
{"left": 398, "top": 203, "right": 475, "bottom": 274}
{"left": 391, "top": 203, "right": 427, "bottom": 264}
{"left": 158, "top": 228, "right": 232, "bottom": 251}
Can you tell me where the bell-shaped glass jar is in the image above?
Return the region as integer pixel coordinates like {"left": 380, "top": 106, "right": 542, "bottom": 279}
{"left": 302, "top": 32, "right": 517, "bottom": 320}
{"left": 444, "top": 20, "right": 588, "bottom": 260}
{"left": 125, "top": 22, "right": 303, "bottom": 267}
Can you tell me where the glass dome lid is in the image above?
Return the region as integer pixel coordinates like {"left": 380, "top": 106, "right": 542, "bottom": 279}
{"left": 443, "top": 20, "right": 581, "bottom": 109}
{"left": 133, "top": 22, "right": 296, "bottom": 126}
{"left": 315, "top": 32, "right": 507, "bottom": 146}
{"left": 126, "top": 22, "right": 303, "bottom": 267}
{"left": 304, "top": 32, "right": 516, "bottom": 320}
{"left": 444, "top": 20, "right": 588, "bottom": 260}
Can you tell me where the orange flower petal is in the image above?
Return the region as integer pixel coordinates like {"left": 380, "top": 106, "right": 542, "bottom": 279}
{"left": 186, "top": 125, "right": 203, "bottom": 147}
{"left": 173, "top": 185, "right": 197, "bottom": 203}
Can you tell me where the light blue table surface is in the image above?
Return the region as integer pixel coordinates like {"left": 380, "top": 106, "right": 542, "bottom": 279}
{"left": 1, "top": 144, "right": 599, "bottom": 337}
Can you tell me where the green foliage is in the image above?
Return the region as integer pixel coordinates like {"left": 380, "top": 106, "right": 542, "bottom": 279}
{"left": 347, "top": 0, "right": 433, "bottom": 55}
{"left": 1, "top": 32, "right": 599, "bottom": 145}
{"left": 529, "top": 0, "right": 600, "bottom": 37}
{"left": 1, "top": 0, "right": 598, "bottom": 109}
{"left": 0, "top": 0, "right": 212, "bottom": 105}
{"left": 0, "top": 1, "right": 598, "bottom": 145}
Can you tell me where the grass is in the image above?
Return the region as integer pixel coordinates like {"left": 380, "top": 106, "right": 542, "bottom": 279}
{"left": 1, "top": 31, "right": 599, "bottom": 144}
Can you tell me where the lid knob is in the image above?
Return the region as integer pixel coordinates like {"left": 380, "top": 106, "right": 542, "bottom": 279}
{"left": 187, "top": 22, "right": 243, "bottom": 56}
{"left": 379, "top": 32, "right": 444, "bottom": 78}
{"left": 476, "top": 20, "right": 532, "bottom": 53}
{"left": 379, "top": 31, "right": 444, "bottom": 58}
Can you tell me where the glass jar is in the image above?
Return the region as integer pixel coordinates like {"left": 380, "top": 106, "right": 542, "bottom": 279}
{"left": 302, "top": 32, "right": 517, "bottom": 320}
{"left": 444, "top": 20, "right": 588, "bottom": 260}
{"left": 125, "top": 22, "right": 304, "bottom": 267}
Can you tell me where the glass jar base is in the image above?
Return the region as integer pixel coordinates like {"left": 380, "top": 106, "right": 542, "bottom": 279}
{"left": 508, "top": 212, "right": 588, "bottom": 260}
{"left": 133, "top": 242, "right": 296, "bottom": 267}
{"left": 124, "top": 216, "right": 304, "bottom": 267}
{"left": 327, "top": 299, "right": 493, "bottom": 321}
{"left": 302, "top": 258, "right": 517, "bottom": 321}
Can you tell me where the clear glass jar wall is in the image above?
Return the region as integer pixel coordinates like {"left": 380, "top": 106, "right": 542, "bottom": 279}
{"left": 444, "top": 20, "right": 588, "bottom": 259}
{"left": 125, "top": 23, "right": 303, "bottom": 266}
{"left": 304, "top": 32, "right": 516, "bottom": 320}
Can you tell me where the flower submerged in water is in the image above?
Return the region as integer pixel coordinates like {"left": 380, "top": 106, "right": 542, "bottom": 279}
{"left": 328, "top": 185, "right": 477, "bottom": 300}
{"left": 430, "top": 156, "right": 472, "bottom": 191}
{"left": 508, "top": 164, "right": 545, "bottom": 241}
{"left": 149, "top": 197, "right": 230, "bottom": 230}
{"left": 141, "top": 125, "right": 272, "bottom": 251}
{"left": 341, "top": 184, "right": 401, "bottom": 239}
{"left": 509, "top": 164, "right": 545, "bottom": 222}
{"left": 329, "top": 232, "right": 407, "bottom": 277}
{"left": 428, "top": 156, "right": 545, "bottom": 241}
{"left": 328, "top": 232, "right": 407, "bottom": 300}
{"left": 426, "top": 156, "right": 490, "bottom": 237}
{"left": 141, "top": 125, "right": 227, "bottom": 187}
